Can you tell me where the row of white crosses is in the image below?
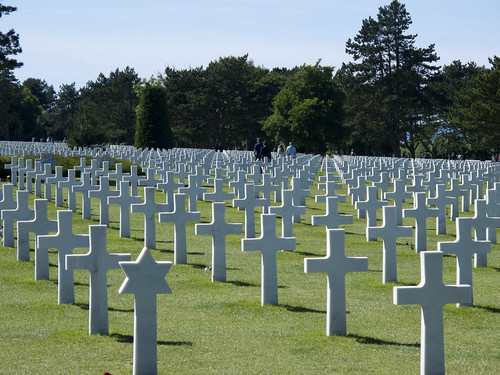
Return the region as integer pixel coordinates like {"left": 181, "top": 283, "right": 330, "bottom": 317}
{"left": 334, "top": 156, "right": 500, "bottom": 374}
{"left": 2, "top": 149, "right": 500, "bottom": 375}
{"left": 0, "top": 149, "right": 322, "bottom": 374}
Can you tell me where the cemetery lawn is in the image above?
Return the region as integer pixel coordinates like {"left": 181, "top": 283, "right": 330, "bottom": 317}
{"left": 0, "top": 178, "right": 499, "bottom": 374}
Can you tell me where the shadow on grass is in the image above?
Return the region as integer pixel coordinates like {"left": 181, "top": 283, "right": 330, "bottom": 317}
{"left": 108, "top": 306, "right": 134, "bottom": 313}
{"left": 489, "top": 266, "right": 500, "bottom": 272}
{"left": 188, "top": 251, "right": 205, "bottom": 256}
{"left": 227, "top": 280, "right": 259, "bottom": 287}
{"left": 348, "top": 334, "right": 419, "bottom": 348}
{"left": 295, "top": 251, "right": 317, "bottom": 256}
{"left": 49, "top": 262, "right": 58, "bottom": 268}
{"left": 110, "top": 333, "right": 194, "bottom": 346}
{"left": 281, "top": 304, "right": 326, "bottom": 314}
{"left": 474, "top": 304, "right": 500, "bottom": 314}
{"left": 157, "top": 249, "right": 174, "bottom": 254}
{"left": 190, "top": 263, "right": 208, "bottom": 269}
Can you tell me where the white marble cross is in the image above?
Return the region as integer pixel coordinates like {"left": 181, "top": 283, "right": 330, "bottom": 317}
{"left": 131, "top": 186, "right": 169, "bottom": 249}
{"left": 156, "top": 170, "right": 183, "bottom": 212}
{"left": 228, "top": 169, "right": 247, "bottom": 199}
{"left": 37, "top": 210, "right": 90, "bottom": 304}
{"left": 118, "top": 247, "right": 172, "bottom": 375}
{"left": 0, "top": 184, "right": 17, "bottom": 231}
{"left": 122, "top": 165, "right": 144, "bottom": 196}
{"left": 403, "top": 192, "right": 439, "bottom": 252}
{"left": 35, "top": 163, "right": 54, "bottom": 198}
{"left": 315, "top": 180, "right": 345, "bottom": 203}
{"left": 108, "top": 181, "right": 142, "bottom": 238}
{"left": 241, "top": 214, "right": 296, "bottom": 305}
{"left": 179, "top": 174, "right": 207, "bottom": 212}
{"left": 393, "top": 251, "right": 471, "bottom": 375}
{"left": 58, "top": 169, "right": 81, "bottom": 212}
{"left": 426, "top": 184, "right": 458, "bottom": 234}
{"left": 269, "top": 189, "right": 306, "bottom": 237}
{"left": 469, "top": 198, "right": 500, "bottom": 267}
{"left": 195, "top": 202, "right": 242, "bottom": 282}
{"left": 355, "top": 185, "right": 388, "bottom": 232}
{"left": 72, "top": 172, "right": 100, "bottom": 220}
{"left": 254, "top": 173, "right": 280, "bottom": 204}
{"left": 2, "top": 190, "right": 34, "bottom": 248}
{"left": 66, "top": 225, "right": 131, "bottom": 335}
{"left": 304, "top": 228, "right": 368, "bottom": 336}
{"left": 89, "top": 176, "right": 120, "bottom": 226}
{"left": 232, "top": 183, "right": 268, "bottom": 238}
{"left": 437, "top": 217, "right": 490, "bottom": 306}
{"left": 17, "top": 199, "right": 58, "bottom": 262}
{"left": 312, "top": 196, "right": 353, "bottom": 229}
{"left": 138, "top": 167, "right": 161, "bottom": 187}
{"left": 290, "top": 176, "right": 310, "bottom": 211}
{"left": 203, "top": 178, "right": 234, "bottom": 203}
{"left": 366, "top": 205, "right": 413, "bottom": 283}
{"left": 45, "top": 165, "right": 65, "bottom": 204}
{"left": 159, "top": 193, "right": 201, "bottom": 264}
{"left": 384, "top": 178, "right": 412, "bottom": 225}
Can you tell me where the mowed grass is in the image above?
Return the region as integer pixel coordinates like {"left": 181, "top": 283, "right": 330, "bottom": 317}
{"left": 0, "top": 172, "right": 498, "bottom": 374}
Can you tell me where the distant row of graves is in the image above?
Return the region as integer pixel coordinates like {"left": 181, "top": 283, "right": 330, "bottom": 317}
{"left": 1, "top": 140, "right": 499, "bottom": 375}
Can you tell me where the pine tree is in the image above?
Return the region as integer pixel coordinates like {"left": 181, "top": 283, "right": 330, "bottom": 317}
{"left": 134, "top": 84, "right": 173, "bottom": 149}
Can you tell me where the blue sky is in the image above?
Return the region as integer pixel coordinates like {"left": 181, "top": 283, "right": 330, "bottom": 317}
{"left": 4, "top": 0, "right": 499, "bottom": 89}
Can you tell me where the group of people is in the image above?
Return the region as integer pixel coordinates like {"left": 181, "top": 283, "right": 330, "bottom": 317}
{"left": 253, "top": 138, "right": 296, "bottom": 161}
{"left": 492, "top": 154, "right": 500, "bottom": 162}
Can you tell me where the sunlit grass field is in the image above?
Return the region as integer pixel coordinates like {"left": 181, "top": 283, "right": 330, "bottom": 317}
{"left": 0, "top": 169, "right": 498, "bottom": 374}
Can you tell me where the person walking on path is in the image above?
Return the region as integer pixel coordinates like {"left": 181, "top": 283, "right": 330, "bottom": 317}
{"left": 286, "top": 142, "right": 296, "bottom": 158}
{"left": 261, "top": 141, "right": 272, "bottom": 163}
{"left": 254, "top": 138, "right": 263, "bottom": 160}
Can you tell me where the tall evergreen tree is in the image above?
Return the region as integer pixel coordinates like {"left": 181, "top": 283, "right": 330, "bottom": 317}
{"left": 134, "top": 84, "right": 173, "bottom": 149}
{"left": 0, "top": 2, "right": 23, "bottom": 140}
{"left": 338, "top": 0, "right": 439, "bottom": 156}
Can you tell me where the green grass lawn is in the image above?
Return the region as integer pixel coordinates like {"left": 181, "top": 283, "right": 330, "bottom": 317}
{"left": 0, "top": 173, "right": 498, "bottom": 374}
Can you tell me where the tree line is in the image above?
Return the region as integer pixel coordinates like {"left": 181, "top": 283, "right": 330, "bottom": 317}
{"left": 0, "top": 1, "right": 498, "bottom": 159}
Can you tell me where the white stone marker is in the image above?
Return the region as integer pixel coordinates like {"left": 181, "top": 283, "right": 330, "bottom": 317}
{"left": 156, "top": 170, "right": 183, "bottom": 211}
{"left": 403, "top": 192, "right": 439, "bottom": 252}
{"left": 89, "top": 176, "right": 120, "bottom": 226}
{"left": 118, "top": 247, "right": 172, "bottom": 375}
{"left": 241, "top": 214, "right": 296, "bottom": 305}
{"left": 179, "top": 174, "right": 207, "bottom": 212}
{"left": 58, "top": 169, "right": 81, "bottom": 212}
{"left": 203, "top": 178, "right": 234, "bottom": 203}
{"left": 0, "top": 184, "right": 17, "bottom": 232}
{"left": 108, "top": 181, "right": 142, "bottom": 238}
{"left": 437, "top": 218, "right": 490, "bottom": 306}
{"left": 355, "top": 185, "right": 388, "bottom": 235}
{"left": 312, "top": 196, "right": 353, "bottom": 229}
{"left": 469, "top": 199, "right": 500, "bottom": 267}
{"left": 159, "top": 193, "right": 201, "bottom": 264}
{"left": 66, "top": 225, "right": 131, "bottom": 335}
{"left": 290, "top": 176, "right": 310, "bottom": 212}
{"left": 232, "top": 183, "right": 267, "bottom": 238}
{"left": 2, "top": 190, "right": 34, "bottom": 248}
{"left": 72, "top": 172, "right": 99, "bottom": 220}
{"left": 195, "top": 202, "right": 242, "bottom": 282}
{"left": 45, "top": 165, "right": 65, "bottom": 204}
{"left": 131, "top": 186, "right": 169, "bottom": 249}
{"left": 367, "top": 205, "right": 413, "bottom": 283}
{"left": 393, "top": 251, "right": 471, "bottom": 375}
{"left": 122, "top": 165, "right": 144, "bottom": 196}
{"left": 37, "top": 210, "right": 90, "bottom": 304}
{"left": 385, "top": 178, "right": 412, "bottom": 225}
{"left": 304, "top": 229, "right": 368, "bottom": 336}
{"left": 17, "top": 199, "right": 57, "bottom": 263}
{"left": 269, "top": 189, "right": 306, "bottom": 237}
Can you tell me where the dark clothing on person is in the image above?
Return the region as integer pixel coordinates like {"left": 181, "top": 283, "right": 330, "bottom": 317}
{"left": 261, "top": 145, "right": 271, "bottom": 162}
{"left": 254, "top": 141, "right": 263, "bottom": 160}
